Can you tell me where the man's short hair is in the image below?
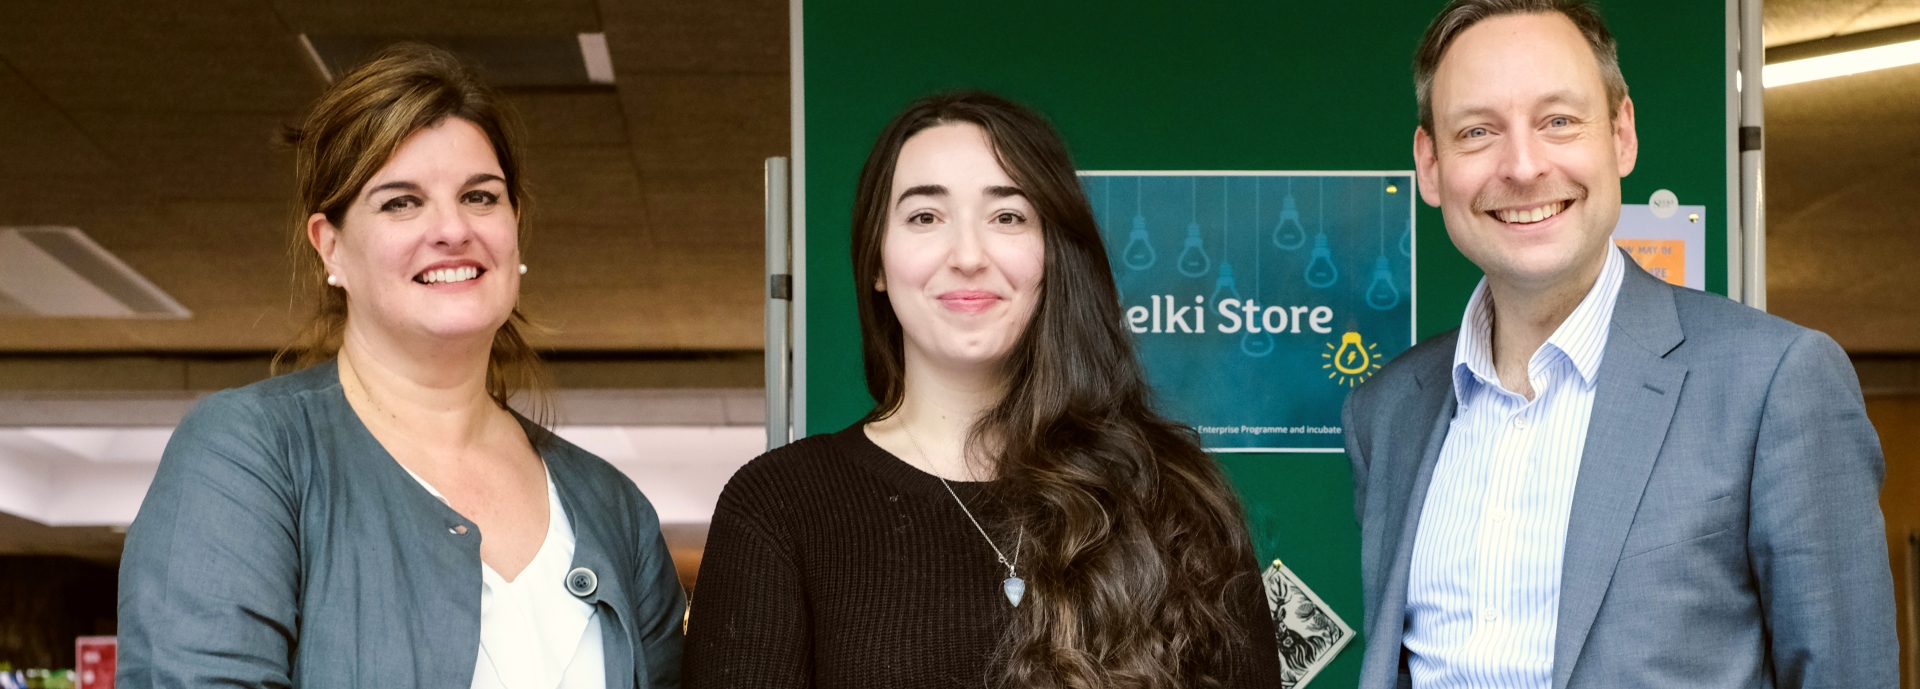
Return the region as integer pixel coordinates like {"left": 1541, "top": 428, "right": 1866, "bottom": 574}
{"left": 1414, "top": 0, "right": 1629, "bottom": 134}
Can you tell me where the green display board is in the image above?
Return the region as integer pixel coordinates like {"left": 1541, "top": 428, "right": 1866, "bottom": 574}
{"left": 795, "top": 2, "right": 1730, "bottom": 684}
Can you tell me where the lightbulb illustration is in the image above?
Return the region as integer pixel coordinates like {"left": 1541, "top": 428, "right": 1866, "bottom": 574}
{"left": 1273, "top": 192, "right": 1307, "bottom": 250}
{"left": 1365, "top": 255, "right": 1400, "bottom": 310}
{"left": 1122, "top": 213, "right": 1156, "bottom": 270}
{"left": 1177, "top": 220, "right": 1211, "bottom": 277}
{"left": 1211, "top": 261, "right": 1241, "bottom": 305}
{"left": 1304, "top": 232, "right": 1338, "bottom": 289}
{"left": 1241, "top": 322, "right": 1275, "bottom": 358}
{"left": 1324, "top": 331, "right": 1384, "bottom": 386}
{"left": 1333, "top": 332, "right": 1371, "bottom": 374}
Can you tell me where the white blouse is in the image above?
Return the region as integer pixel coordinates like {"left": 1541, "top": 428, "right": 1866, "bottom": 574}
{"left": 402, "top": 464, "right": 607, "bottom": 689}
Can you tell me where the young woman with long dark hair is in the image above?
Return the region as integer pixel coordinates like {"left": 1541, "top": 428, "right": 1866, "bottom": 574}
{"left": 684, "top": 91, "right": 1281, "bottom": 689}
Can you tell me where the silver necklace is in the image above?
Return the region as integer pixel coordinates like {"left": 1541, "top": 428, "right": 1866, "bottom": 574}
{"left": 901, "top": 422, "right": 1026, "bottom": 607}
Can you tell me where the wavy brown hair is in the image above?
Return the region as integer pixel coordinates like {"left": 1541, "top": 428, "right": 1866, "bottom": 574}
{"left": 852, "top": 91, "right": 1259, "bottom": 689}
{"left": 273, "top": 43, "right": 550, "bottom": 421}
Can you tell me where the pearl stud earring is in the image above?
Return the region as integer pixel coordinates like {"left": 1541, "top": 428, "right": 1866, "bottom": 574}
{"left": 326, "top": 274, "right": 338, "bottom": 287}
{"left": 518, "top": 264, "right": 528, "bottom": 275}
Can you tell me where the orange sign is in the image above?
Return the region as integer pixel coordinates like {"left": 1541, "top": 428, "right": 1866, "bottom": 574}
{"left": 1614, "top": 239, "right": 1685, "bottom": 287}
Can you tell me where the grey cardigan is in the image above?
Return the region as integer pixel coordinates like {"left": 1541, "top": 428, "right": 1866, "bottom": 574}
{"left": 117, "top": 361, "right": 685, "bottom": 688}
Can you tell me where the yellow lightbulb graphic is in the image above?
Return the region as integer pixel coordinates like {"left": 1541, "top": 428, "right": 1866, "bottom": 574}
{"left": 1322, "top": 331, "right": 1384, "bottom": 387}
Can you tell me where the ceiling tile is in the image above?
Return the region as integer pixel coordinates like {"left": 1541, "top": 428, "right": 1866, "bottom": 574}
{"left": 0, "top": 0, "right": 319, "bottom": 112}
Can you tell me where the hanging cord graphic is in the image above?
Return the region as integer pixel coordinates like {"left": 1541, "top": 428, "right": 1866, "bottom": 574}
{"left": 1398, "top": 178, "right": 1414, "bottom": 257}
{"left": 1210, "top": 178, "right": 1241, "bottom": 308}
{"left": 1304, "top": 177, "right": 1339, "bottom": 288}
{"left": 1221, "top": 178, "right": 1230, "bottom": 256}
{"left": 1243, "top": 177, "right": 1275, "bottom": 356}
{"left": 1177, "top": 177, "right": 1212, "bottom": 277}
{"left": 1122, "top": 176, "right": 1155, "bottom": 270}
{"left": 1274, "top": 175, "right": 1307, "bottom": 250}
{"left": 1365, "top": 178, "right": 1402, "bottom": 310}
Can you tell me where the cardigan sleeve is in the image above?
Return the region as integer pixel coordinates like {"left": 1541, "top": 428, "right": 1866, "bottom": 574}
{"left": 628, "top": 493, "right": 689, "bottom": 689}
{"left": 117, "top": 390, "right": 301, "bottom": 689}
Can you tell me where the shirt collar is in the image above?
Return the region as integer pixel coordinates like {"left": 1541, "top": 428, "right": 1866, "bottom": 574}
{"left": 1452, "top": 247, "right": 1627, "bottom": 402}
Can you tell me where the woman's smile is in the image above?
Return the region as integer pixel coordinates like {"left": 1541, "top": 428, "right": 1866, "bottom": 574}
{"left": 936, "top": 289, "right": 1001, "bottom": 314}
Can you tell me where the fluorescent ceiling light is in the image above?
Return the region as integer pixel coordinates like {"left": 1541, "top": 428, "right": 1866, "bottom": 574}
{"left": 0, "top": 227, "right": 190, "bottom": 318}
{"left": 1766, "top": 39, "right": 1920, "bottom": 87}
{"left": 298, "top": 34, "right": 333, "bottom": 83}
{"left": 579, "top": 33, "right": 614, "bottom": 84}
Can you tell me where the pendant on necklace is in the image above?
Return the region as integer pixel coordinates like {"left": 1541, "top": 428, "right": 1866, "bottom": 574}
{"left": 1003, "top": 577, "right": 1026, "bottom": 607}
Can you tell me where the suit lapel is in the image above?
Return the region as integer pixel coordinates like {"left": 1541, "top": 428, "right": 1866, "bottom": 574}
{"left": 1550, "top": 262, "right": 1688, "bottom": 689}
{"left": 1363, "top": 348, "right": 1458, "bottom": 686}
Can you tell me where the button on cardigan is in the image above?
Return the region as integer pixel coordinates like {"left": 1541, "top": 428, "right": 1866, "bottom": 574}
{"left": 116, "top": 361, "right": 685, "bottom": 689}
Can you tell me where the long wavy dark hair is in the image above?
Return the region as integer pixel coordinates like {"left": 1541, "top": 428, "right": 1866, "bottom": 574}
{"left": 852, "top": 91, "right": 1258, "bottom": 689}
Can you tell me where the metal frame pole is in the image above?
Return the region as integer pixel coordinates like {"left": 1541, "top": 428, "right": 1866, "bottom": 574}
{"left": 1724, "top": 0, "right": 1743, "bottom": 303}
{"left": 1739, "top": 0, "right": 1766, "bottom": 310}
{"left": 764, "top": 157, "right": 792, "bottom": 449}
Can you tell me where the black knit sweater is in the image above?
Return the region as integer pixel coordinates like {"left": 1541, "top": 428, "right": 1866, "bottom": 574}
{"left": 682, "top": 424, "right": 1283, "bottom": 688}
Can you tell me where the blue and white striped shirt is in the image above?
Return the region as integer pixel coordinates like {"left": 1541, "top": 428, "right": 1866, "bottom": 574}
{"left": 1404, "top": 248, "right": 1626, "bottom": 689}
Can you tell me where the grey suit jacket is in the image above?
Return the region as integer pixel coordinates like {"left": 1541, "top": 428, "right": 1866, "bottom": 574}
{"left": 117, "top": 361, "right": 686, "bottom": 688}
{"left": 1343, "top": 255, "right": 1897, "bottom": 689}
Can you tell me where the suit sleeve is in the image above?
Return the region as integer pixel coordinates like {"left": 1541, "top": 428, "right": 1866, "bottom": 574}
{"left": 1343, "top": 385, "right": 1371, "bottom": 527}
{"left": 682, "top": 498, "right": 813, "bottom": 689}
{"left": 1747, "top": 330, "right": 1898, "bottom": 689}
{"left": 116, "top": 392, "right": 300, "bottom": 689}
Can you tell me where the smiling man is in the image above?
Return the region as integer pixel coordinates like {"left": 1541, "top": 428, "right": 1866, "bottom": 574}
{"left": 1341, "top": 1, "right": 1898, "bottom": 688}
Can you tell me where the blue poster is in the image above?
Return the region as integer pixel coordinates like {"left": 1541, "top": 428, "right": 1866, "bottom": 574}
{"left": 1081, "top": 172, "right": 1416, "bottom": 452}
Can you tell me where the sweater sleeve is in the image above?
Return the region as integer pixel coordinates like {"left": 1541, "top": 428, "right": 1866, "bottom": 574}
{"left": 1225, "top": 566, "right": 1286, "bottom": 688}
{"left": 682, "top": 499, "right": 813, "bottom": 689}
{"left": 116, "top": 391, "right": 300, "bottom": 689}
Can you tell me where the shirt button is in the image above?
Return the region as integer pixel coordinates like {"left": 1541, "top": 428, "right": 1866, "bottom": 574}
{"left": 1512, "top": 416, "right": 1531, "bottom": 430}
{"left": 1482, "top": 607, "right": 1500, "bottom": 622}
{"left": 1491, "top": 509, "right": 1509, "bottom": 522}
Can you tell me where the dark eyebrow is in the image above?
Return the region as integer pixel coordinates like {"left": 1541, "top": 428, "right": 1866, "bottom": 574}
{"left": 363, "top": 174, "right": 504, "bottom": 201}
{"left": 364, "top": 181, "right": 423, "bottom": 199}
{"left": 897, "top": 184, "right": 947, "bottom": 204}
{"left": 985, "top": 185, "right": 1024, "bottom": 199}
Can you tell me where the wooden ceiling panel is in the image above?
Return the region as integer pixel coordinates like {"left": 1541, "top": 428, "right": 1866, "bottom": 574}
{"left": 66, "top": 111, "right": 298, "bottom": 201}
{"left": 507, "top": 91, "right": 632, "bottom": 148}
{"left": 520, "top": 146, "right": 652, "bottom": 233}
{"left": 1822, "top": 0, "right": 1920, "bottom": 39}
{"left": 597, "top": 0, "right": 786, "bottom": 74}
{"left": 0, "top": 0, "right": 318, "bottom": 113}
{"left": 1767, "top": 53, "right": 1920, "bottom": 351}
{"left": 1763, "top": 0, "right": 1884, "bottom": 45}
{"left": 643, "top": 191, "right": 766, "bottom": 249}
{"left": 611, "top": 246, "right": 763, "bottom": 349}
{"left": 272, "top": 0, "right": 601, "bottom": 36}
{"left": 0, "top": 63, "right": 118, "bottom": 180}
{"left": 618, "top": 73, "right": 788, "bottom": 172}
{"left": 1768, "top": 155, "right": 1920, "bottom": 353}
{"left": 147, "top": 201, "right": 296, "bottom": 253}
{"left": 516, "top": 250, "right": 762, "bottom": 350}
{"left": 634, "top": 168, "right": 766, "bottom": 249}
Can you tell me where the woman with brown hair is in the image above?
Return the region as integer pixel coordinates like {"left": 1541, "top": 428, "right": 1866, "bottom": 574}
{"left": 116, "top": 44, "right": 684, "bottom": 689}
{"left": 683, "top": 91, "right": 1282, "bottom": 688}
